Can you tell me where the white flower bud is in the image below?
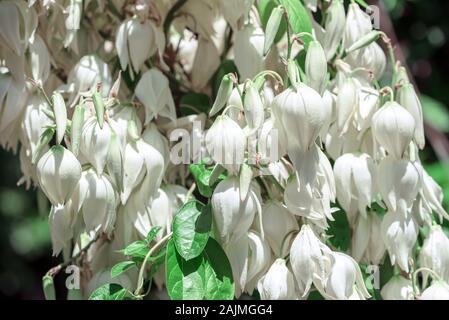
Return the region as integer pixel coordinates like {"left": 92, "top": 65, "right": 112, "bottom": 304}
{"left": 336, "top": 78, "right": 358, "bottom": 135}
{"left": 321, "top": 0, "right": 345, "bottom": 61}
{"left": 380, "top": 276, "right": 414, "bottom": 300}
{"left": 397, "top": 83, "right": 425, "bottom": 149}
{"left": 372, "top": 102, "right": 415, "bottom": 159}
{"left": 80, "top": 117, "right": 112, "bottom": 175}
{"left": 377, "top": 157, "right": 422, "bottom": 214}
{"left": 37, "top": 146, "right": 82, "bottom": 206}
{"left": 205, "top": 115, "right": 246, "bottom": 176}
{"left": 211, "top": 176, "right": 260, "bottom": 244}
{"left": 305, "top": 41, "right": 327, "bottom": 94}
{"left": 135, "top": 69, "right": 176, "bottom": 124}
{"left": 258, "top": 259, "right": 297, "bottom": 300}
{"left": 420, "top": 281, "right": 449, "bottom": 300}
{"left": 381, "top": 210, "right": 418, "bottom": 272}
{"left": 419, "top": 225, "right": 449, "bottom": 284}
{"left": 334, "top": 153, "right": 375, "bottom": 222}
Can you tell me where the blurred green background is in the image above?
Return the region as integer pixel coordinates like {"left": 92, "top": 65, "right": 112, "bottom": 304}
{"left": 1, "top": 0, "right": 449, "bottom": 299}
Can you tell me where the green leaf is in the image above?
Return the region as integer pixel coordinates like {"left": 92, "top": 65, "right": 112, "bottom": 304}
{"left": 145, "top": 226, "right": 162, "bottom": 244}
{"left": 180, "top": 93, "right": 211, "bottom": 116}
{"left": 121, "top": 240, "right": 149, "bottom": 260}
{"left": 111, "top": 261, "right": 136, "bottom": 278}
{"left": 165, "top": 240, "right": 205, "bottom": 300}
{"left": 202, "top": 238, "right": 235, "bottom": 300}
{"left": 42, "top": 275, "right": 56, "bottom": 300}
{"left": 421, "top": 94, "right": 449, "bottom": 133}
{"left": 89, "top": 283, "right": 127, "bottom": 300}
{"left": 189, "top": 161, "right": 227, "bottom": 197}
{"left": 173, "top": 200, "right": 212, "bottom": 260}
{"left": 279, "top": 0, "right": 313, "bottom": 47}
{"left": 258, "top": 0, "right": 287, "bottom": 44}
{"left": 326, "top": 210, "right": 351, "bottom": 251}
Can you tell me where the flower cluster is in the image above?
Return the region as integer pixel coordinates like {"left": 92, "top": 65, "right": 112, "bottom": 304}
{"left": 1, "top": 0, "right": 449, "bottom": 300}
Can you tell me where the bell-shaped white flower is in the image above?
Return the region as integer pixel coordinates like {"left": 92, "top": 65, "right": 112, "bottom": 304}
{"left": 377, "top": 156, "right": 422, "bottom": 215}
{"left": 225, "top": 230, "right": 271, "bottom": 297}
{"left": 257, "top": 258, "right": 297, "bottom": 300}
{"left": 254, "top": 201, "right": 298, "bottom": 257}
{"left": 381, "top": 210, "right": 418, "bottom": 272}
{"left": 65, "top": 55, "right": 112, "bottom": 104}
{"left": 205, "top": 115, "right": 246, "bottom": 176}
{"left": 28, "top": 34, "right": 51, "bottom": 83}
{"left": 256, "top": 117, "right": 287, "bottom": 165}
{"left": 344, "top": 3, "right": 373, "bottom": 50}
{"left": 321, "top": 0, "right": 345, "bottom": 61}
{"left": 49, "top": 203, "right": 74, "bottom": 256}
{"left": 0, "top": 1, "right": 22, "bottom": 55}
{"left": 315, "top": 251, "right": 371, "bottom": 300}
{"left": 272, "top": 83, "right": 331, "bottom": 192}
{"left": 334, "top": 153, "right": 375, "bottom": 223}
{"left": 234, "top": 25, "right": 265, "bottom": 80}
{"left": 142, "top": 123, "right": 170, "bottom": 168}
{"left": 135, "top": 69, "right": 176, "bottom": 124}
{"left": 121, "top": 138, "right": 165, "bottom": 205}
{"left": 419, "top": 225, "right": 449, "bottom": 284}
{"left": 211, "top": 176, "right": 261, "bottom": 244}
{"left": 290, "top": 224, "right": 332, "bottom": 297}
{"left": 420, "top": 167, "right": 449, "bottom": 223}
{"left": 37, "top": 146, "right": 82, "bottom": 206}
{"left": 108, "top": 105, "right": 142, "bottom": 148}
{"left": 72, "top": 168, "right": 117, "bottom": 233}
{"left": 191, "top": 37, "right": 221, "bottom": 90}
{"left": 420, "top": 281, "right": 449, "bottom": 300}
{"left": 351, "top": 213, "right": 386, "bottom": 265}
{"left": 372, "top": 102, "right": 415, "bottom": 159}
{"left": 380, "top": 276, "right": 414, "bottom": 300}
{"left": 80, "top": 117, "right": 112, "bottom": 175}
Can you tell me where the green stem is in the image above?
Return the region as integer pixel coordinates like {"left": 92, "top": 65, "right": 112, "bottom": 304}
{"left": 134, "top": 232, "right": 173, "bottom": 296}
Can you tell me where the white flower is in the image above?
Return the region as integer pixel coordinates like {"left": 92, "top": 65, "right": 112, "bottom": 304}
{"left": 205, "top": 115, "right": 246, "bottom": 176}
{"left": 49, "top": 203, "right": 74, "bottom": 256}
{"left": 225, "top": 230, "right": 271, "bottom": 297}
{"left": 191, "top": 37, "right": 221, "bottom": 90}
{"left": 115, "top": 17, "right": 163, "bottom": 77}
{"left": 351, "top": 213, "right": 386, "bottom": 265}
{"left": 377, "top": 157, "right": 422, "bottom": 215}
{"left": 142, "top": 123, "right": 170, "bottom": 168}
{"left": 65, "top": 55, "right": 112, "bottom": 104}
{"left": 315, "top": 251, "right": 370, "bottom": 300}
{"left": 254, "top": 201, "right": 298, "bottom": 257}
{"left": 72, "top": 168, "right": 117, "bottom": 233}
{"left": 234, "top": 25, "right": 265, "bottom": 80}
{"left": 290, "top": 224, "right": 332, "bottom": 297}
{"left": 372, "top": 102, "right": 415, "bottom": 160}
{"left": 257, "top": 259, "right": 297, "bottom": 300}
{"left": 211, "top": 176, "right": 261, "bottom": 244}
{"left": 28, "top": 34, "right": 51, "bottom": 83}
{"left": 344, "top": 3, "right": 373, "bottom": 50}
{"left": 320, "top": 0, "right": 345, "bottom": 61}
{"left": 380, "top": 276, "right": 414, "bottom": 300}
{"left": 37, "top": 146, "right": 82, "bottom": 206}
{"left": 121, "top": 138, "right": 165, "bottom": 205}
{"left": 333, "top": 153, "right": 375, "bottom": 223}
{"left": 80, "top": 117, "right": 112, "bottom": 175}
{"left": 305, "top": 41, "right": 327, "bottom": 94}
{"left": 381, "top": 210, "right": 418, "bottom": 272}
{"left": 135, "top": 69, "right": 176, "bottom": 124}
{"left": 420, "top": 281, "right": 449, "bottom": 300}
{"left": 419, "top": 225, "right": 449, "bottom": 284}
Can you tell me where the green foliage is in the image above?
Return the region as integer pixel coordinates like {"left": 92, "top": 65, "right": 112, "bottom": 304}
{"left": 120, "top": 240, "right": 149, "bottom": 261}
{"left": 42, "top": 275, "right": 55, "bottom": 300}
{"left": 89, "top": 283, "right": 127, "bottom": 300}
{"left": 165, "top": 238, "right": 234, "bottom": 300}
{"left": 179, "top": 93, "right": 211, "bottom": 116}
{"left": 326, "top": 210, "right": 351, "bottom": 251}
{"left": 189, "top": 161, "right": 227, "bottom": 198}
{"left": 145, "top": 226, "right": 162, "bottom": 245}
{"left": 111, "top": 261, "right": 136, "bottom": 278}
{"left": 278, "top": 0, "right": 313, "bottom": 48}
{"left": 172, "top": 200, "right": 212, "bottom": 260}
